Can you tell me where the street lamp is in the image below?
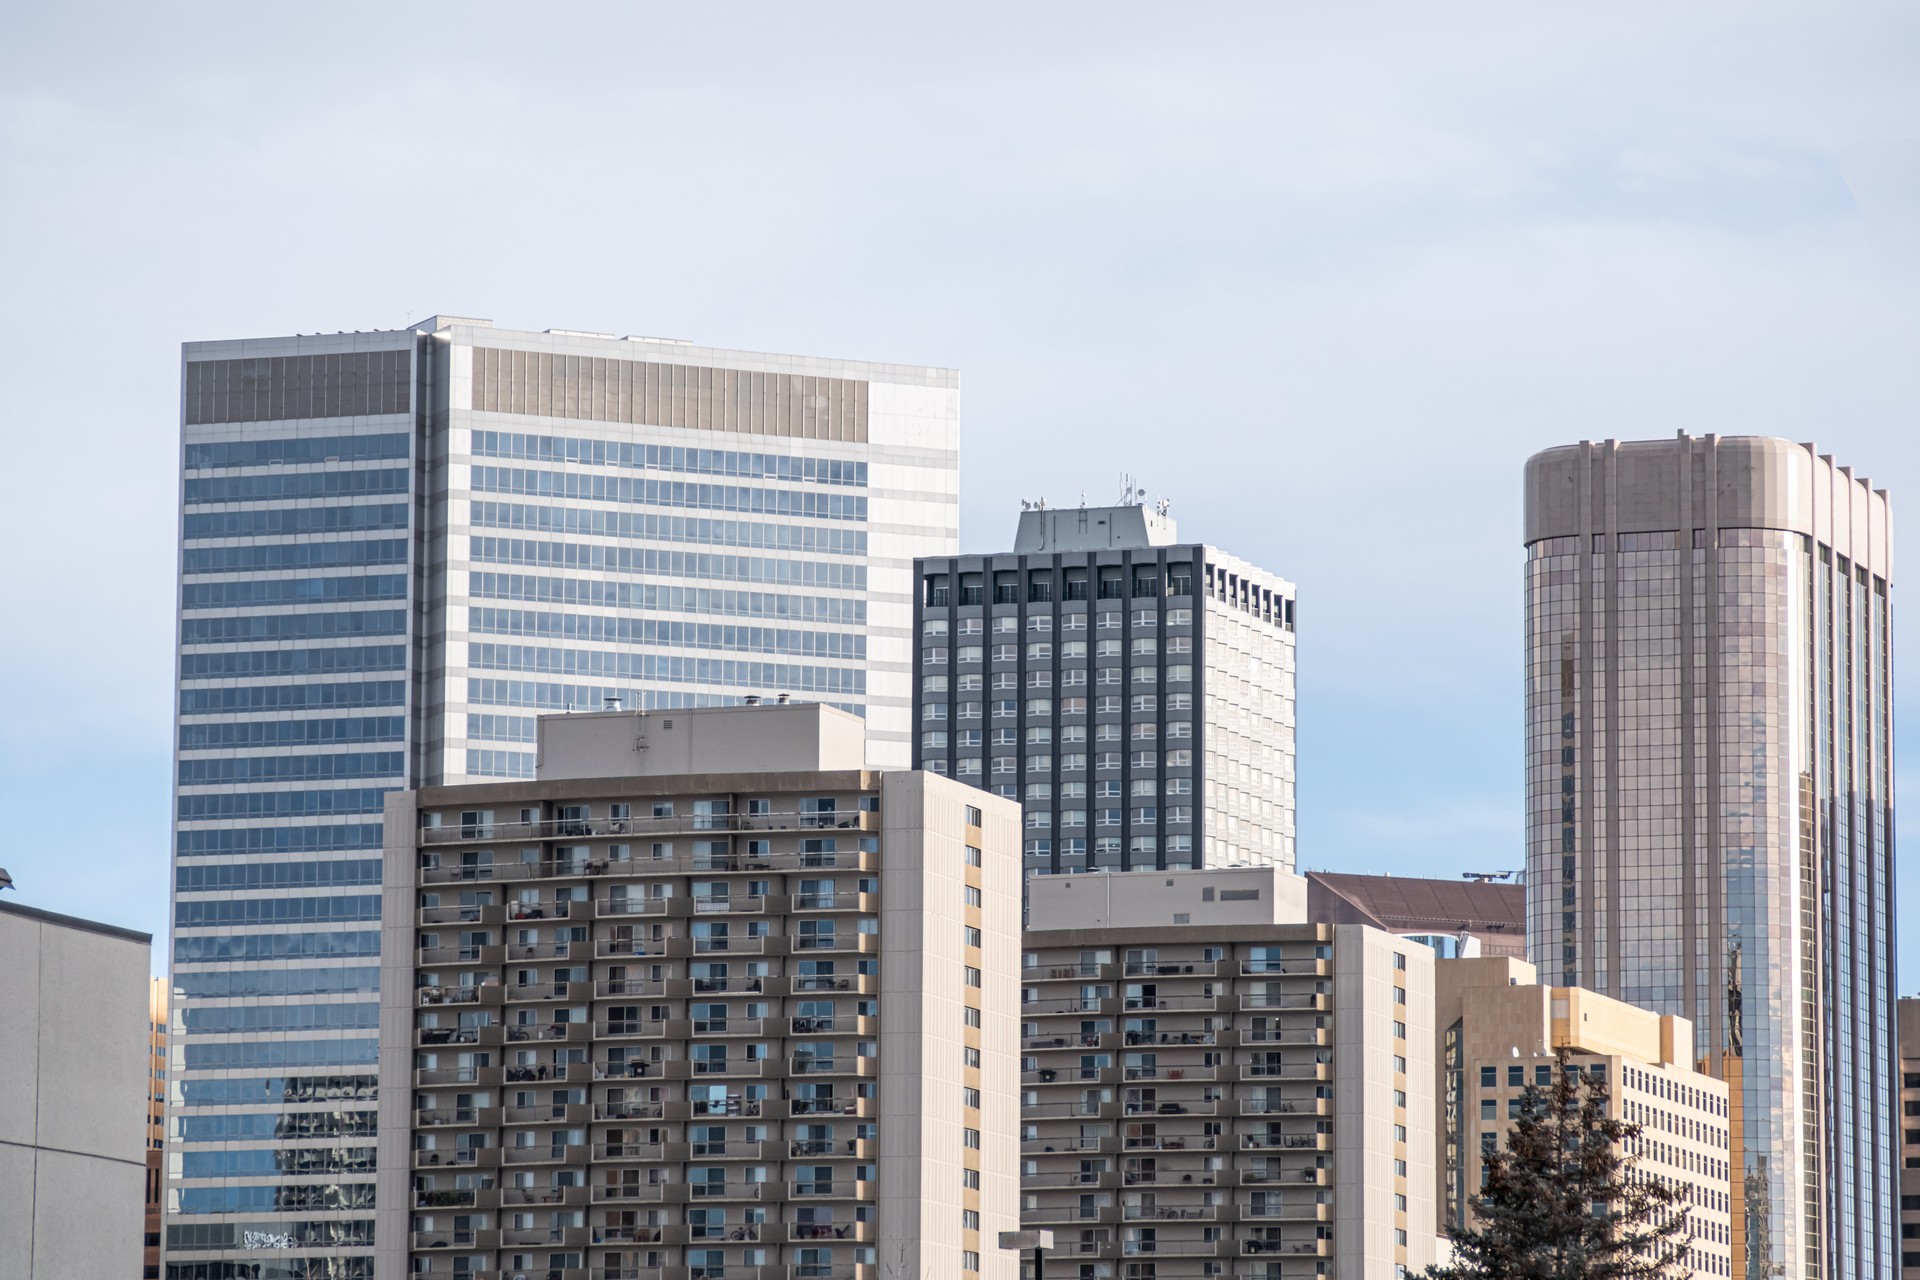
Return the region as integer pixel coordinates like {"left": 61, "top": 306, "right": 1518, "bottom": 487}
{"left": 998, "top": 1229, "right": 1054, "bottom": 1280}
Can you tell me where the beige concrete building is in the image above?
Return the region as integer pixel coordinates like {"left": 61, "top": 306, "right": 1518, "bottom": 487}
{"left": 1899, "top": 998, "right": 1920, "bottom": 1275}
{"left": 375, "top": 702, "right": 1021, "bottom": 1280}
{"left": 1436, "top": 957, "right": 1732, "bottom": 1278}
{"left": 146, "top": 976, "right": 167, "bottom": 1280}
{"left": 1020, "top": 866, "right": 1435, "bottom": 1279}
{"left": 0, "top": 901, "right": 152, "bottom": 1280}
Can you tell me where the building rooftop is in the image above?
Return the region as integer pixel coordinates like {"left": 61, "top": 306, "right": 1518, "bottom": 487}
{"left": 1027, "top": 865, "right": 1309, "bottom": 932}
{"left": 534, "top": 701, "right": 869, "bottom": 782}
{"left": 1305, "top": 871, "right": 1525, "bottom": 947}
{"left": 0, "top": 900, "right": 151, "bottom": 946}
{"left": 1010, "top": 503, "right": 1179, "bottom": 553}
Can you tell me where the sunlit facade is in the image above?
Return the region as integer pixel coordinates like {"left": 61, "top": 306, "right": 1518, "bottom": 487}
{"left": 1523, "top": 434, "right": 1894, "bottom": 1279}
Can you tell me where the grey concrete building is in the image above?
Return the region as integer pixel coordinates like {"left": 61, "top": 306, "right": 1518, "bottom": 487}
{"left": 169, "top": 319, "right": 959, "bottom": 1277}
{"left": 1523, "top": 434, "right": 1895, "bottom": 1279}
{"left": 914, "top": 504, "right": 1295, "bottom": 878}
{"left": 0, "top": 901, "right": 153, "bottom": 1280}
{"left": 1020, "top": 866, "right": 1436, "bottom": 1279}
{"left": 376, "top": 701, "right": 1023, "bottom": 1280}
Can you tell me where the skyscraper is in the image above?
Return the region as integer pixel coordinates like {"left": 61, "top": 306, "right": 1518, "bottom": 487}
{"left": 169, "top": 318, "right": 958, "bottom": 1278}
{"left": 913, "top": 503, "right": 1295, "bottom": 877}
{"left": 1522, "top": 433, "right": 1894, "bottom": 1279}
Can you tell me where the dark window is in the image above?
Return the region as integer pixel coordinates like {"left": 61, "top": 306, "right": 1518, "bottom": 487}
{"left": 1028, "top": 573, "right": 1053, "bottom": 603}
{"left": 925, "top": 575, "right": 950, "bottom": 607}
{"left": 1097, "top": 568, "right": 1124, "bottom": 599}
{"left": 959, "top": 574, "right": 984, "bottom": 606}
{"left": 1064, "top": 569, "right": 1089, "bottom": 601}
{"left": 993, "top": 571, "right": 1019, "bottom": 604}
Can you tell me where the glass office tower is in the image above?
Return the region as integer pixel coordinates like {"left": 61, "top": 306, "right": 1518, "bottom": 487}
{"left": 1523, "top": 434, "right": 1895, "bottom": 1280}
{"left": 913, "top": 503, "right": 1296, "bottom": 877}
{"left": 168, "top": 319, "right": 958, "bottom": 1278}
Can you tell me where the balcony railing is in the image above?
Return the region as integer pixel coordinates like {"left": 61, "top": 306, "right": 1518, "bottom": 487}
{"left": 420, "top": 810, "right": 875, "bottom": 846}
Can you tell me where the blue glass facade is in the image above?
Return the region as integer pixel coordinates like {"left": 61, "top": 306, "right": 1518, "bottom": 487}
{"left": 169, "top": 322, "right": 960, "bottom": 1279}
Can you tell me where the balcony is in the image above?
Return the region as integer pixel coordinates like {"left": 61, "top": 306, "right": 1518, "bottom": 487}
{"left": 1020, "top": 996, "right": 1112, "bottom": 1016}
{"left": 1239, "top": 1200, "right": 1332, "bottom": 1223}
{"left": 504, "top": 1022, "right": 592, "bottom": 1045}
{"left": 1118, "top": 1134, "right": 1218, "bottom": 1153}
{"left": 594, "top": 1019, "right": 685, "bottom": 1041}
{"left": 1239, "top": 1062, "right": 1330, "bottom": 1084}
{"left": 419, "top": 810, "right": 878, "bottom": 846}
{"left": 1240, "top": 1235, "right": 1330, "bottom": 1257}
{"left": 1121, "top": 1203, "right": 1217, "bottom": 1222}
{"left": 1239, "top": 1132, "right": 1330, "bottom": 1153}
{"left": 780, "top": 1095, "right": 872, "bottom": 1119}
{"left": 501, "top": 1063, "right": 580, "bottom": 1084}
{"left": 1238, "top": 994, "right": 1325, "bottom": 1013}
{"left": 787, "top": 973, "right": 876, "bottom": 996}
{"left": 1239, "top": 1166, "right": 1325, "bottom": 1187}
{"left": 590, "top": 1182, "right": 688, "bottom": 1204}
{"left": 687, "top": 1180, "right": 768, "bottom": 1202}
{"left": 502, "top": 1184, "right": 590, "bottom": 1207}
{"left": 787, "top": 1180, "right": 876, "bottom": 1201}
{"left": 1024, "top": 1031, "right": 1109, "bottom": 1052}
{"left": 413, "top": 1185, "right": 500, "bottom": 1209}
{"left": 1120, "top": 994, "right": 1216, "bottom": 1012}
{"left": 1238, "top": 959, "right": 1329, "bottom": 977}
{"left": 1120, "top": 1029, "right": 1217, "bottom": 1049}
{"left": 419, "top": 902, "right": 504, "bottom": 926}
{"left": 695, "top": 1017, "right": 771, "bottom": 1038}
{"left": 418, "top": 942, "right": 505, "bottom": 965}
{"left": 411, "top": 1147, "right": 501, "bottom": 1170}
{"left": 1121, "top": 960, "right": 1218, "bottom": 978}
{"left": 503, "top": 1102, "right": 589, "bottom": 1125}
{"left": 1237, "top": 1096, "right": 1330, "bottom": 1118}
{"left": 787, "top": 1137, "right": 871, "bottom": 1159}
{"left": 416, "top": 1106, "right": 502, "bottom": 1128}
{"left": 791, "top": 933, "right": 877, "bottom": 956}
{"left": 508, "top": 981, "right": 587, "bottom": 1003}
{"left": 1028, "top": 962, "right": 1111, "bottom": 982}
{"left": 592, "top": 1099, "right": 666, "bottom": 1121}
{"left": 789, "top": 1056, "right": 874, "bottom": 1078}
{"left": 1240, "top": 1026, "right": 1328, "bottom": 1046}
{"left": 410, "top": 1227, "right": 500, "bottom": 1251}
{"left": 501, "top": 1225, "right": 592, "bottom": 1248}
{"left": 417, "top": 983, "right": 504, "bottom": 1007}
{"left": 790, "top": 891, "right": 878, "bottom": 913}
{"left": 1122, "top": 1064, "right": 1218, "bottom": 1083}
{"left": 502, "top": 1142, "right": 590, "bottom": 1166}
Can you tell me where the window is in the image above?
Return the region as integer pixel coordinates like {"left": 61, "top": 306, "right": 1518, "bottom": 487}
{"left": 962, "top": 1250, "right": 980, "bottom": 1271}
{"left": 962, "top": 926, "right": 982, "bottom": 948}
{"left": 965, "top": 846, "right": 982, "bottom": 867}
{"left": 965, "top": 806, "right": 983, "bottom": 827}
{"left": 1392, "top": 1021, "right": 1406, "bottom": 1040}
{"left": 962, "top": 1167, "right": 980, "bottom": 1189}
{"left": 964, "top": 967, "right": 982, "bottom": 988}
{"left": 1393, "top": 952, "right": 1407, "bottom": 971}
{"left": 963, "top": 1127, "right": 981, "bottom": 1149}
{"left": 964, "top": 1007, "right": 981, "bottom": 1029}
{"left": 964, "top": 885, "right": 982, "bottom": 907}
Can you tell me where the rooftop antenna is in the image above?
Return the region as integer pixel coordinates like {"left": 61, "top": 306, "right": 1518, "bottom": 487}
{"left": 1462, "top": 870, "right": 1517, "bottom": 883}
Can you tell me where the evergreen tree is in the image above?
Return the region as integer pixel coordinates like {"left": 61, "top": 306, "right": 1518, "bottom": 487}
{"left": 1425, "top": 1053, "right": 1692, "bottom": 1280}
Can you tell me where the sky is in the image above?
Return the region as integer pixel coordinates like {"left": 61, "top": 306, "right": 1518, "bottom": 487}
{"left": 3, "top": 3, "right": 1919, "bottom": 981}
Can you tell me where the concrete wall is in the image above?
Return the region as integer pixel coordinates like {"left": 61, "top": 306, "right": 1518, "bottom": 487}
{"left": 1011, "top": 503, "right": 1179, "bottom": 552}
{"left": 1026, "top": 865, "right": 1308, "bottom": 931}
{"left": 876, "top": 772, "right": 1022, "bottom": 1279}
{"left": 1523, "top": 435, "right": 1894, "bottom": 577}
{"left": 534, "top": 702, "right": 868, "bottom": 780}
{"left": 0, "top": 903, "right": 151, "bottom": 1280}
